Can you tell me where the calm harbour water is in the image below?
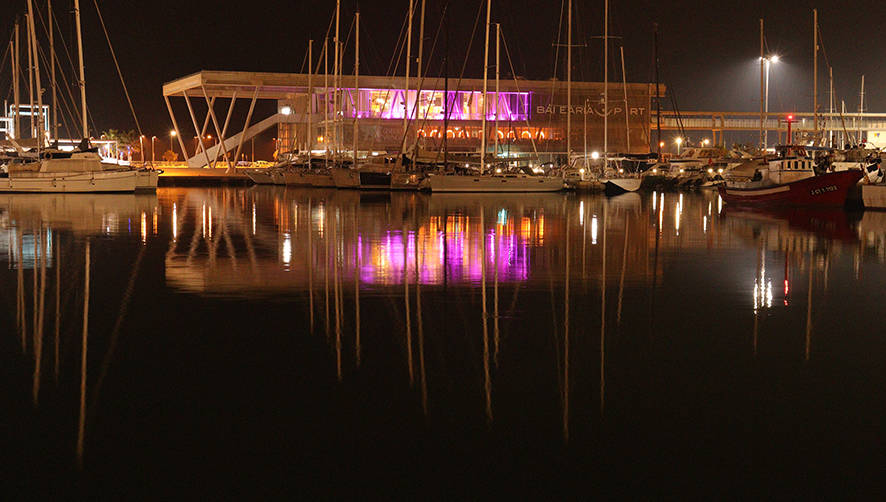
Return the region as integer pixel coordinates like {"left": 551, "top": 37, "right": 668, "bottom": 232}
{"left": 2, "top": 186, "right": 886, "bottom": 497}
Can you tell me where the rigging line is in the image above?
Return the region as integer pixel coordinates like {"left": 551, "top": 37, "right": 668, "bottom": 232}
{"left": 385, "top": 8, "right": 410, "bottom": 77}
{"left": 501, "top": 29, "right": 541, "bottom": 163}
{"left": 364, "top": 5, "right": 411, "bottom": 134}
{"left": 34, "top": 38, "right": 78, "bottom": 139}
{"left": 92, "top": 0, "right": 143, "bottom": 136}
{"left": 88, "top": 244, "right": 147, "bottom": 417}
{"left": 34, "top": 36, "right": 80, "bottom": 137}
{"left": 298, "top": 43, "right": 309, "bottom": 73}
{"left": 451, "top": 0, "right": 486, "bottom": 97}
{"left": 405, "top": 3, "right": 448, "bottom": 156}
{"left": 35, "top": 1, "right": 79, "bottom": 103}
{"left": 31, "top": 18, "right": 81, "bottom": 136}
{"left": 546, "top": 0, "right": 566, "bottom": 158}
{"left": 0, "top": 34, "right": 10, "bottom": 77}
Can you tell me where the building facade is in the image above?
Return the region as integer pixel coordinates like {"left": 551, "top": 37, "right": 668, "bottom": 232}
{"left": 162, "top": 71, "right": 661, "bottom": 167}
{"left": 278, "top": 75, "right": 659, "bottom": 159}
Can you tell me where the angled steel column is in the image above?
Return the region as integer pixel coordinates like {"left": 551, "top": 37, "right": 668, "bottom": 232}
{"left": 233, "top": 86, "right": 260, "bottom": 168}
{"left": 201, "top": 84, "right": 232, "bottom": 168}
{"left": 164, "top": 95, "right": 189, "bottom": 159}
{"left": 183, "top": 92, "right": 213, "bottom": 168}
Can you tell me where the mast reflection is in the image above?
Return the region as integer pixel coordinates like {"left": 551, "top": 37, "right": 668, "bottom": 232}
{"left": 0, "top": 193, "right": 158, "bottom": 467}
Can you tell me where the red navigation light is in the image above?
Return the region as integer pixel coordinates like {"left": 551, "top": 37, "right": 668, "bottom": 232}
{"left": 787, "top": 114, "right": 794, "bottom": 121}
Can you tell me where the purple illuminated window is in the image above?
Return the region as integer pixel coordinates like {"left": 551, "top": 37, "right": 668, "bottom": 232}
{"left": 330, "top": 88, "right": 531, "bottom": 121}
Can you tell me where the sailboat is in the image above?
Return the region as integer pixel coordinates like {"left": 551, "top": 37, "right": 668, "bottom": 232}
{"left": 596, "top": 0, "right": 640, "bottom": 195}
{"left": 424, "top": 0, "right": 564, "bottom": 193}
{"left": 3, "top": 0, "right": 152, "bottom": 193}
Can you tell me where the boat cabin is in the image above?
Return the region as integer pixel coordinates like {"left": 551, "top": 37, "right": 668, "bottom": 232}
{"left": 762, "top": 145, "right": 815, "bottom": 185}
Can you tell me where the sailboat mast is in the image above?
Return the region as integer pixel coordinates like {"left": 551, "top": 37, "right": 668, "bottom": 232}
{"left": 353, "top": 12, "right": 359, "bottom": 168}
{"left": 494, "top": 23, "right": 500, "bottom": 160}
{"left": 442, "top": 4, "right": 449, "bottom": 171}
{"left": 603, "top": 0, "right": 608, "bottom": 160}
{"left": 13, "top": 19, "right": 20, "bottom": 140}
{"left": 858, "top": 75, "right": 864, "bottom": 143}
{"left": 324, "top": 37, "right": 328, "bottom": 168}
{"left": 333, "top": 0, "right": 340, "bottom": 159}
{"left": 413, "top": 0, "right": 426, "bottom": 165}
{"left": 620, "top": 46, "right": 630, "bottom": 153}
{"left": 74, "top": 0, "right": 88, "bottom": 138}
{"left": 759, "top": 18, "right": 764, "bottom": 149}
{"left": 653, "top": 23, "right": 660, "bottom": 158}
{"left": 49, "top": 0, "right": 58, "bottom": 140}
{"left": 26, "top": 13, "right": 34, "bottom": 139}
{"left": 481, "top": 0, "right": 490, "bottom": 174}
{"left": 828, "top": 66, "right": 833, "bottom": 147}
{"left": 812, "top": 8, "right": 818, "bottom": 141}
{"left": 402, "top": 0, "right": 413, "bottom": 161}
{"left": 307, "top": 39, "right": 313, "bottom": 154}
{"left": 26, "top": 0, "right": 43, "bottom": 147}
{"left": 567, "top": 0, "right": 571, "bottom": 161}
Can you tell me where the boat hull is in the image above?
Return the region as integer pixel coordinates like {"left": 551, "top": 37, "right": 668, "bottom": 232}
{"left": 246, "top": 170, "right": 274, "bottom": 184}
{"left": 717, "top": 170, "right": 863, "bottom": 207}
{"left": 427, "top": 174, "right": 564, "bottom": 193}
{"left": 135, "top": 170, "right": 160, "bottom": 192}
{"left": 282, "top": 170, "right": 336, "bottom": 187}
{"left": 603, "top": 178, "right": 642, "bottom": 195}
{"left": 0, "top": 170, "right": 138, "bottom": 193}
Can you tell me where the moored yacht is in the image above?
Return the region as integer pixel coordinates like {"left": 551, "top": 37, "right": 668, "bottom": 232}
{"left": 1, "top": 148, "right": 138, "bottom": 193}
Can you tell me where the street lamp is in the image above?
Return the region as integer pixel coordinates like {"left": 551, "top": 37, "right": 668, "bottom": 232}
{"left": 151, "top": 136, "right": 157, "bottom": 164}
{"left": 675, "top": 137, "right": 683, "bottom": 155}
{"left": 139, "top": 135, "right": 145, "bottom": 164}
{"left": 702, "top": 138, "right": 710, "bottom": 146}
{"left": 760, "top": 55, "right": 780, "bottom": 149}
{"left": 170, "top": 130, "right": 177, "bottom": 158}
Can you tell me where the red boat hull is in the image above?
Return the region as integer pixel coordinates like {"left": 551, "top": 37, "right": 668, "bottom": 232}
{"left": 717, "top": 170, "right": 863, "bottom": 207}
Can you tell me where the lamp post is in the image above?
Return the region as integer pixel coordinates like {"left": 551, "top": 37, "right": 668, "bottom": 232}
{"left": 151, "top": 136, "right": 156, "bottom": 165}
{"left": 169, "top": 130, "right": 177, "bottom": 159}
{"left": 761, "top": 55, "right": 779, "bottom": 150}
{"left": 675, "top": 137, "right": 683, "bottom": 155}
{"left": 139, "top": 135, "right": 145, "bottom": 165}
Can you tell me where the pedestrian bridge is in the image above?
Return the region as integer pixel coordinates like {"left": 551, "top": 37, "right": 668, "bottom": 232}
{"left": 652, "top": 111, "right": 886, "bottom": 145}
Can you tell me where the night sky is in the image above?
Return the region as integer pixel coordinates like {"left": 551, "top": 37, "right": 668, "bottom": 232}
{"left": 0, "top": 0, "right": 880, "bottom": 142}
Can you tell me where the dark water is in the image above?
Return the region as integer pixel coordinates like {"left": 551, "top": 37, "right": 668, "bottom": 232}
{"left": 2, "top": 187, "right": 886, "bottom": 497}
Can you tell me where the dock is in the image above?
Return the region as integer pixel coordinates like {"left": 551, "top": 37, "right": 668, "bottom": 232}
{"left": 158, "top": 167, "right": 252, "bottom": 186}
{"left": 862, "top": 185, "right": 886, "bottom": 210}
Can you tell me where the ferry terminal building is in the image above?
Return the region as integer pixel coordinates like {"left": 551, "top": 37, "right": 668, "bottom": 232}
{"left": 163, "top": 71, "right": 662, "bottom": 167}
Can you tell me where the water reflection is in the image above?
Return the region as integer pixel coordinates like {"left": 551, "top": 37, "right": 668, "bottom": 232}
{"left": 0, "top": 193, "right": 158, "bottom": 469}
{"left": 4, "top": 186, "right": 886, "bottom": 488}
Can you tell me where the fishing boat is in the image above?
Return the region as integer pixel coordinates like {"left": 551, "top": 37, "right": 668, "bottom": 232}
{"left": 717, "top": 145, "right": 862, "bottom": 207}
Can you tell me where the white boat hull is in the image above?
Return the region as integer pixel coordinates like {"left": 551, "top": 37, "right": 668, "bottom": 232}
{"left": 0, "top": 170, "right": 138, "bottom": 193}
{"left": 602, "top": 177, "right": 642, "bottom": 194}
{"left": 135, "top": 170, "right": 160, "bottom": 192}
{"left": 427, "top": 174, "right": 564, "bottom": 192}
